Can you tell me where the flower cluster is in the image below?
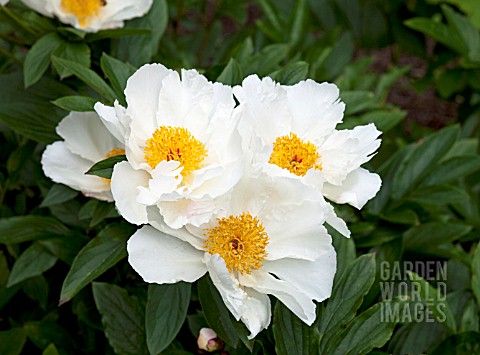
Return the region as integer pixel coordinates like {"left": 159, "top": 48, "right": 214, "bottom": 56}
{"left": 42, "top": 63, "right": 381, "bottom": 338}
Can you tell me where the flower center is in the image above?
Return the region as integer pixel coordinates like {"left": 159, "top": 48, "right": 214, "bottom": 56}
{"left": 268, "top": 132, "right": 322, "bottom": 176}
{"left": 102, "top": 148, "right": 125, "bottom": 184}
{"left": 144, "top": 126, "right": 207, "bottom": 178}
{"left": 60, "top": 0, "right": 106, "bottom": 27}
{"left": 204, "top": 213, "right": 269, "bottom": 275}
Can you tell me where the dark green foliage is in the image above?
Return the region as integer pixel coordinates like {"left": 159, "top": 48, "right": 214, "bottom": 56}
{"left": 0, "top": 0, "right": 479, "bottom": 354}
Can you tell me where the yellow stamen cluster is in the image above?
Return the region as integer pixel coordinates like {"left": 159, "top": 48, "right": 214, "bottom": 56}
{"left": 204, "top": 213, "right": 269, "bottom": 275}
{"left": 61, "top": 0, "right": 106, "bottom": 27}
{"left": 144, "top": 126, "right": 207, "bottom": 178}
{"left": 102, "top": 148, "right": 125, "bottom": 184}
{"left": 269, "top": 132, "right": 322, "bottom": 176}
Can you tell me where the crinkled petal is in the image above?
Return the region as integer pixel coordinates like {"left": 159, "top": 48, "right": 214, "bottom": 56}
{"left": 240, "top": 271, "right": 317, "bottom": 325}
{"left": 262, "top": 243, "right": 337, "bottom": 302}
{"left": 286, "top": 79, "right": 345, "bottom": 139}
{"left": 319, "top": 124, "right": 381, "bottom": 185}
{"left": 41, "top": 141, "right": 111, "bottom": 200}
{"left": 94, "top": 101, "right": 129, "bottom": 143}
{"left": 146, "top": 206, "right": 205, "bottom": 250}
{"left": 56, "top": 111, "right": 121, "bottom": 162}
{"left": 127, "top": 225, "right": 207, "bottom": 283}
{"left": 323, "top": 168, "right": 382, "bottom": 209}
{"left": 110, "top": 161, "right": 149, "bottom": 224}
{"left": 234, "top": 75, "right": 292, "bottom": 144}
{"left": 205, "top": 254, "right": 271, "bottom": 338}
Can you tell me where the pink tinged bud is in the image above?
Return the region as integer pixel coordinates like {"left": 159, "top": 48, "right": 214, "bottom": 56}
{"left": 197, "top": 327, "right": 225, "bottom": 352}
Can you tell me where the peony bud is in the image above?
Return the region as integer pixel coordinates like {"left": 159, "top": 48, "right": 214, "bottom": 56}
{"left": 197, "top": 328, "right": 225, "bottom": 352}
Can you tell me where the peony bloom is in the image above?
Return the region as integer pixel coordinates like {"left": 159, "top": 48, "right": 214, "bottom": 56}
{"left": 41, "top": 111, "right": 125, "bottom": 201}
{"left": 127, "top": 173, "right": 336, "bottom": 339}
{"left": 233, "top": 75, "right": 382, "bottom": 236}
{"left": 95, "top": 64, "right": 244, "bottom": 229}
{"left": 20, "top": 0, "right": 153, "bottom": 32}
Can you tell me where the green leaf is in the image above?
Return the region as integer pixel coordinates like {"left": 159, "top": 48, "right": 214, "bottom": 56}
{"left": 0, "top": 103, "right": 61, "bottom": 144}
{"left": 100, "top": 53, "right": 136, "bottom": 105}
{"left": 111, "top": 0, "right": 168, "bottom": 67}
{"left": 420, "top": 155, "right": 480, "bottom": 186}
{"left": 146, "top": 283, "right": 191, "bottom": 354}
{"left": 217, "top": 58, "right": 243, "bottom": 86}
{"left": 408, "top": 185, "right": 470, "bottom": 205}
{"left": 0, "top": 216, "right": 69, "bottom": 244}
{"left": 273, "top": 301, "right": 320, "bottom": 355}
{"left": 403, "top": 222, "right": 472, "bottom": 250}
{"left": 51, "top": 57, "right": 116, "bottom": 101}
{"left": 318, "top": 254, "right": 376, "bottom": 353}
{"left": 92, "top": 282, "right": 148, "bottom": 355}
{"left": 0, "top": 328, "right": 27, "bottom": 355}
{"left": 60, "top": 223, "right": 136, "bottom": 303}
{"left": 341, "top": 90, "right": 376, "bottom": 115}
{"left": 325, "top": 303, "right": 397, "bottom": 355}
{"left": 23, "top": 321, "right": 76, "bottom": 352}
{"left": 86, "top": 28, "right": 151, "bottom": 42}
{"left": 89, "top": 201, "right": 117, "bottom": 227}
{"left": 85, "top": 155, "right": 126, "bottom": 179}
{"left": 52, "top": 96, "right": 97, "bottom": 112}
{"left": 244, "top": 44, "right": 290, "bottom": 77}
{"left": 472, "top": 243, "right": 480, "bottom": 307}
{"left": 431, "top": 331, "right": 480, "bottom": 355}
{"left": 23, "top": 276, "right": 49, "bottom": 309}
{"left": 269, "top": 61, "right": 309, "bottom": 85}
{"left": 52, "top": 40, "right": 91, "bottom": 79}
{"left": 42, "top": 343, "right": 60, "bottom": 355}
{"left": 197, "top": 276, "right": 240, "bottom": 348}
{"left": 404, "top": 17, "right": 465, "bottom": 54}
{"left": 23, "top": 33, "right": 62, "bottom": 88}
{"left": 289, "top": 0, "right": 308, "bottom": 48}
{"left": 407, "top": 272, "right": 457, "bottom": 333}
{"left": 7, "top": 242, "right": 58, "bottom": 287}
{"left": 392, "top": 125, "right": 460, "bottom": 199}
{"left": 41, "top": 184, "right": 79, "bottom": 208}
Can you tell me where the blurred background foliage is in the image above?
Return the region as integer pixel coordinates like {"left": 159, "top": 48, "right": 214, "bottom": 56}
{"left": 0, "top": 0, "right": 480, "bottom": 354}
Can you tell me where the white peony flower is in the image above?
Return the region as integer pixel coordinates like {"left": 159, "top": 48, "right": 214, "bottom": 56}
{"left": 41, "top": 111, "right": 125, "bottom": 201}
{"left": 95, "top": 64, "right": 244, "bottom": 229}
{"left": 21, "top": 0, "right": 153, "bottom": 32}
{"left": 233, "top": 75, "right": 382, "bottom": 236}
{"left": 1, "top": 0, "right": 8, "bottom": 6}
{"left": 127, "top": 173, "right": 336, "bottom": 339}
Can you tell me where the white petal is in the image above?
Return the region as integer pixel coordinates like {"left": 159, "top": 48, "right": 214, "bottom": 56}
{"left": 94, "top": 101, "right": 129, "bottom": 143}
{"left": 240, "top": 271, "right": 317, "bottom": 325}
{"left": 286, "top": 80, "right": 345, "bottom": 139}
{"left": 158, "top": 199, "right": 220, "bottom": 229}
{"left": 319, "top": 124, "right": 381, "bottom": 185}
{"left": 125, "top": 63, "right": 173, "bottom": 141}
{"left": 234, "top": 75, "right": 291, "bottom": 143}
{"left": 324, "top": 202, "right": 351, "bottom": 238}
{"left": 56, "top": 111, "right": 121, "bottom": 162}
{"left": 262, "top": 242, "right": 337, "bottom": 302}
{"left": 204, "top": 253, "right": 246, "bottom": 320}
{"left": 127, "top": 225, "right": 207, "bottom": 283}
{"left": 323, "top": 168, "right": 382, "bottom": 209}
{"left": 41, "top": 142, "right": 110, "bottom": 200}
{"left": 110, "top": 161, "right": 149, "bottom": 224}
{"left": 205, "top": 254, "right": 271, "bottom": 338}
{"left": 146, "top": 206, "right": 205, "bottom": 250}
